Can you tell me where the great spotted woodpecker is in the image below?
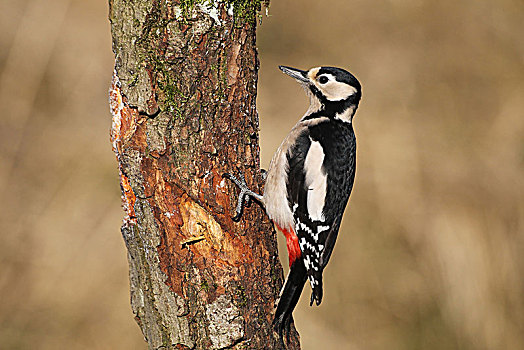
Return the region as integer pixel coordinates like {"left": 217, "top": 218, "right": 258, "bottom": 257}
{"left": 224, "top": 65, "right": 361, "bottom": 346}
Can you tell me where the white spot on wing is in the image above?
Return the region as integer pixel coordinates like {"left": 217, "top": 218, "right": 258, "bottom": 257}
{"left": 304, "top": 256, "right": 310, "bottom": 270}
{"left": 318, "top": 225, "right": 330, "bottom": 232}
{"left": 304, "top": 140, "right": 327, "bottom": 221}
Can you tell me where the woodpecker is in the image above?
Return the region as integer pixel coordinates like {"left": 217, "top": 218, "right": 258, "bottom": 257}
{"left": 224, "top": 65, "right": 361, "bottom": 346}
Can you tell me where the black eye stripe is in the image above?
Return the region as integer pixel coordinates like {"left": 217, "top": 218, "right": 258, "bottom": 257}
{"left": 318, "top": 76, "right": 329, "bottom": 84}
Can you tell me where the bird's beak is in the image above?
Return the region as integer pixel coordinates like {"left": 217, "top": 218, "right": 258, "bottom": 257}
{"left": 279, "top": 66, "right": 309, "bottom": 84}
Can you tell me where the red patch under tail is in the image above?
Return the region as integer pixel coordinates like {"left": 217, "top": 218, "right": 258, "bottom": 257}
{"left": 276, "top": 224, "right": 302, "bottom": 267}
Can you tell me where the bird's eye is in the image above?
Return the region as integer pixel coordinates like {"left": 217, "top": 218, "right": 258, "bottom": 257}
{"left": 318, "top": 76, "right": 329, "bottom": 84}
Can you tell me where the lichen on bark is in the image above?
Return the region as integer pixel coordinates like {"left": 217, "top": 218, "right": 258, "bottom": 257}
{"left": 109, "top": 0, "right": 300, "bottom": 349}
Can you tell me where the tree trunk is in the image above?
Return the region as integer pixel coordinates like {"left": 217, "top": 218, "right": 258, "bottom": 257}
{"left": 108, "top": 1, "right": 300, "bottom": 349}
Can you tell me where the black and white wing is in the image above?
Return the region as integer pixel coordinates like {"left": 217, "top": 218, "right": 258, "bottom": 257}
{"left": 286, "top": 119, "right": 356, "bottom": 306}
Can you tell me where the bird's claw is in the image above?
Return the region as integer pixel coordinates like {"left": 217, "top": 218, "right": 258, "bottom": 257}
{"left": 223, "top": 172, "right": 261, "bottom": 221}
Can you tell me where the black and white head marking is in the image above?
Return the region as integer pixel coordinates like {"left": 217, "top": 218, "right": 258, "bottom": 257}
{"left": 308, "top": 67, "right": 360, "bottom": 102}
{"left": 279, "top": 65, "right": 362, "bottom": 123}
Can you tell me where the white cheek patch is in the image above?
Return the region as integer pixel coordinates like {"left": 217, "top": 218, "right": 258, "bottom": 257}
{"left": 304, "top": 139, "right": 327, "bottom": 221}
{"left": 323, "top": 82, "right": 357, "bottom": 101}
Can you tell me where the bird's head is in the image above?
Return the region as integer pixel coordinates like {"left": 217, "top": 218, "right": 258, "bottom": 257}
{"left": 279, "top": 65, "right": 362, "bottom": 120}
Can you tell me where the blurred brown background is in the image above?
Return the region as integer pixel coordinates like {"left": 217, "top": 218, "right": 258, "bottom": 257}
{"left": 1, "top": 0, "right": 523, "bottom": 349}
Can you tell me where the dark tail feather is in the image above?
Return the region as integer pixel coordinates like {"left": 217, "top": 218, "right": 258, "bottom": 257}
{"left": 309, "top": 270, "right": 324, "bottom": 306}
{"left": 273, "top": 259, "right": 307, "bottom": 347}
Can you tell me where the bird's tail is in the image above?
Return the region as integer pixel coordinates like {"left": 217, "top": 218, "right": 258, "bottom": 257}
{"left": 273, "top": 259, "right": 307, "bottom": 347}
{"left": 309, "top": 272, "right": 323, "bottom": 306}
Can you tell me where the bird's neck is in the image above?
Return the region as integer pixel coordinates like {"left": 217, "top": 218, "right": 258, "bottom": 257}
{"left": 303, "top": 95, "right": 357, "bottom": 123}
{"left": 305, "top": 92, "right": 323, "bottom": 117}
{"left": 333, "top": 105, "right": 356, "bottom": 123}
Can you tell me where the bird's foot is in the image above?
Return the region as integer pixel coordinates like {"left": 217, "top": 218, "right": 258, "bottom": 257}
{"left": 223, "top": 172, "right": 263, "bottom": 221}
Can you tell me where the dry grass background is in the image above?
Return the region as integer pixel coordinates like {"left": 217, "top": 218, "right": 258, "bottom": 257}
{"left": 1, "top": 0, "right": 523, "bottom": 349}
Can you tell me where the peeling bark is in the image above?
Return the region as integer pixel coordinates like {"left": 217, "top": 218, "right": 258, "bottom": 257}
{"left": 108, "top": 1, "right": 300, "bottom": 349}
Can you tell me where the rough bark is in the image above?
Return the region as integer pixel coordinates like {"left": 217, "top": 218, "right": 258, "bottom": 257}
{"left": 108, "top": 1, "right": 300, "bottom": 349}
